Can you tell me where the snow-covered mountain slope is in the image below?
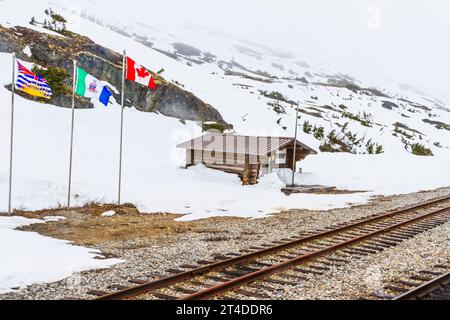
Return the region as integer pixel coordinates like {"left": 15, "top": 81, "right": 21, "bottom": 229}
{"left": 0, "top": 0, "right": 449, "bottom": 219}
{"left": 42, "top": 0, "right": 450, "bottom": 156}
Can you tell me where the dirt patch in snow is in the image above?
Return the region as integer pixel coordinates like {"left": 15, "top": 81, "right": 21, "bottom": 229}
{"left": 6, "top": 187, "right": 448, "bottom": 249}
{"left": 8, "top": 204, "right": 245, "bottom": 247}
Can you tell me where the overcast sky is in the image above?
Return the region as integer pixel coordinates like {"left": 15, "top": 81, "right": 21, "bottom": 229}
{"left": 70, "top": 0, "right": 450, "bottom": 96}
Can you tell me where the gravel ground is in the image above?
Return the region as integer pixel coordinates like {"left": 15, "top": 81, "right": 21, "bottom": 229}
{"left": 1, "top": 187, "right": 449, "bottom": 300}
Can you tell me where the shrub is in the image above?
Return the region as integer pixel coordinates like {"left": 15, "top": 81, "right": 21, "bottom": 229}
{"left": 303, "top": 121, "right": 312, "bottom": 134}
{"left": 345, "top": 83, "right": 361, "bottom": 93}
{"left": 346, "top": 131, "right": 358, "bottom": 144}
{"left": 202, "top": 122, "right": 225, "bottom": 133}
{"left": 375, "top": 145, "right": 384, "bottom": 154}
{"left": 268, "top": 101, "right": 286, "bottom": 114}
{"left": 319, "top": 143, "right": 341, "bottom": 153}
{"left": 411, "top": 143, "right": 433, "bottom": 156}
{"left": 313, "top": 126, "right": 324, "bottom": 140}
{"left": 398, "top": 128, "right": 413, "bottom": 139}
{"left": 31, "top": 65, "right": 69, "bottom": 97}
{"left": 366, "top": 139, "right": 384, "bottom": 154}
{"left": 327, "top": 130, "right": 339, "bottom": 144}
{"left": 268, "top": 91, "right": 284, "bottom": 100}
{"left": 259, "top": 90, "right": 288, "bottom": 102}
{"left": 342, "top": 111, "right": 371, "bottom": 127}
{"left": 366, "top": 140, "right": 374, "bottom": 154}
{"left": 43, "top": 9, "right": 67, "bottom": 34}
{"left": 51, "top": 13, "right": 67, "bottom": 23}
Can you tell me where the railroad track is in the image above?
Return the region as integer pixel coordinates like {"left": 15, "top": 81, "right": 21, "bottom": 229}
{"left": 371, "top": 267, "right": 450, "bottom": 300}
{"left": 394, "top": 271, "right": 450, "bottom": 300}
{"left": 82, "top": 196, "right": 450, "bottom": 300}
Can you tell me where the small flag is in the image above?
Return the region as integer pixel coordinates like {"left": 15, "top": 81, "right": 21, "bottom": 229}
{"left": 75, "top": 67, "right": 112, "bottom": 106}
{"left": 15, "top": 61, "right": 52, "bottom": 99}
{"left": 126, "top": 56, "right": 157, "bottom": 90}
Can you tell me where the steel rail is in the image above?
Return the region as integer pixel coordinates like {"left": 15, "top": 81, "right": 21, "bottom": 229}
{"left": 179, "top": 206, "right": 449, "bottom": 300}
{"left": 95, "top": 196, "right": 450, "bottom": 300}
{"left": 393, "top": 271, "right": 450, "bottom": 300}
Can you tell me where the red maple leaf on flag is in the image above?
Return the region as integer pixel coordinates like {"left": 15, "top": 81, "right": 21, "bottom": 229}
{"left": 136, "top": 66, "right": 150, "bottom": 79}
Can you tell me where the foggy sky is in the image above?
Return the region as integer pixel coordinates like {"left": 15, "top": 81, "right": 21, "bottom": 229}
{"left": 75, "top": 0, "right": 450, "bottom": 95}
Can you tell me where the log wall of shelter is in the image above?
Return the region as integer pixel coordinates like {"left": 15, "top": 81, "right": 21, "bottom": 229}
{"left": 186, "top": 150, "right": 269, "bottom": 167}
{"left": 242, "top": 163, "right": 261, "bottom": 185}
{"left": 283, "top": 147, "right": 311, "bottom": 170}
{"left": 185, "top": 149, "right": 266, "bottom": 184}
{"left": 183, "top": 140, "right": 314, "bottom": 185}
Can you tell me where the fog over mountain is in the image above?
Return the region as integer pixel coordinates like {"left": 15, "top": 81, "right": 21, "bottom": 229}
{"left": 54, "top": 0, "right": 450, "bottom": 96}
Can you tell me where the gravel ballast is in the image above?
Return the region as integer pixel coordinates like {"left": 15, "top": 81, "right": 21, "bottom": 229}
{"left": 1, "top": 187, "right": 449, "bottom": 300}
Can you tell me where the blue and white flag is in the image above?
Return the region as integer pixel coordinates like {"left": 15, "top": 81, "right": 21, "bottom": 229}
{"left": 75, "top": 67, "right": 112, "bottom": 106}
{"left": 15, "top": 61, "right": 52, "bottom": 99}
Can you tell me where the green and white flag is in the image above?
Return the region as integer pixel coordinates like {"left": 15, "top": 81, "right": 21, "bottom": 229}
{"left": 75, "top": 67, "right": 112, "bottom": 106}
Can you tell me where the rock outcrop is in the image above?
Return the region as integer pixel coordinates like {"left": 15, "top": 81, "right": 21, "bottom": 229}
{"left": 0, "top": 25, "right": 228, "bottom": 126}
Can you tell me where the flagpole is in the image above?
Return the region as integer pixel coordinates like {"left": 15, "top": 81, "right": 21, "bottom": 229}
{"left": 67, "top": 60, "right": 77, "bottom": 209}
{"left": 8, "top": 53, "right": 16, "bottom": 215}
{"left": 291, "top": 101, "right": 299, "bottom": 187}
{"left": 118, "top": 50, "right": 126, "bottom": 205}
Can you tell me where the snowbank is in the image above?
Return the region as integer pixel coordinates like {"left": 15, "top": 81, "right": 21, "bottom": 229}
{"left": 302, "top": 152, "right": 450, "bottom": 194}
{"left": 0, "top": 216, "right": 122, "bottom": 294}
{"left": 101, "top": 210, "right": 116, "bottom": 217}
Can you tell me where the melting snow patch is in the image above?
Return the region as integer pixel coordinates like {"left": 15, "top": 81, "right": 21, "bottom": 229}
{"left": 101, "top": 210, "right": 116, "bottom": 217}
{"left": 43, "top": 216, "right": 66, "bottom": 222}
{"left": 22, "top": 46, "right": 32, "bottom": 57}
{"left": 0, "top": 216, "right": 123, "bottom": 294}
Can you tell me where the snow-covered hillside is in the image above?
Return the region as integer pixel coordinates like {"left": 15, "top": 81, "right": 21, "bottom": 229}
{"left": 0, "top": 0, "right": 449, "bottom": 220}
{"left": 46, "top": 0, "right": 450, "bottom": 156}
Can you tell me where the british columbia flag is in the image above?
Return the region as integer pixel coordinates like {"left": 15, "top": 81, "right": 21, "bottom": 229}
{"left": 15, "top": 61, "right": 52, "bottom": 99}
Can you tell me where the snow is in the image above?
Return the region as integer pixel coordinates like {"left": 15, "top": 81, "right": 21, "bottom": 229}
{"left": 43, "top": 216, "right": 65, "bottom": 222}
{"left": 0, "top": 0, "right": 449, "bottom": 221}
{"left": 22, "top": 46, "right": 32, "bottom": 57}
{"left": 0, "top": 64, "right": 379, "bottom": 221}
{"left": 0, "top": 0, "right": 449, "bottom": 292}
{"left": 0, "top": 215, "right": 122, "bottom": 293}
{"left": 101, "top": 210, "right": 115, "bottom": 217}
{"left": 0, "top": 0, "right": 449, "bottom": 217}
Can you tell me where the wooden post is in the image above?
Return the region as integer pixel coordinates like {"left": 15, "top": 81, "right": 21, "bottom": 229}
{"left": 190, "top": 149, "right": 194, "bottom": 166}
{"left": 222, "top": 134, "right": 226, "bottom": 165}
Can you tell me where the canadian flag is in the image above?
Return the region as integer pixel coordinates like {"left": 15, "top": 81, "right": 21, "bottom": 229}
{"left": 126, "top": 56, "right": 157, "bottom": 90}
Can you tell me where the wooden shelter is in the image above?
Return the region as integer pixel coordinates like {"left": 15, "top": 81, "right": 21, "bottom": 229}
{"left": 177, "top": 134, "right": 317, "bottom": 185}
